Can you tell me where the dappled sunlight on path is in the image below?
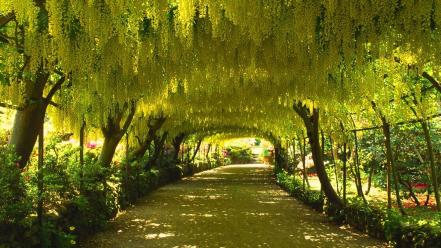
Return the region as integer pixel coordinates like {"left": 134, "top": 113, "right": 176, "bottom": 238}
{"left": 82, "top": 164, "right": 386, "bottom": 248}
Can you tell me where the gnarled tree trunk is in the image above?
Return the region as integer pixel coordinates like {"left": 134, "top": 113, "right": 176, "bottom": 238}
{"left": 131, "top": 116, "right": 166, "bottom": 161}
{"left": 10, "top": 70, "right": 66, "bottom": 168}
{"left": 145, "top": 132, "right": 168, "bottom": 170}
{"left": 190, "top": 139, "right": 203, "bottom": 163}
{"left": 172, "top": 133, "right": 186, "bottom": 163}
{"left": 293, "top": 102, "right": 343, "bottom": 209}
{"left": 99, "top": 102, "right": 136, "bottom": 168}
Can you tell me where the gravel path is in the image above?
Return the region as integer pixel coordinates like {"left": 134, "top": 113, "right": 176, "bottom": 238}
{"left": 82, "top": 164, "right": 386, "bottom": 248}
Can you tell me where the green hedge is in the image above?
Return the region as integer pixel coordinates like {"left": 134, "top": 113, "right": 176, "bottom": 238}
{"left": 0, "top": 143, "right": 222, "bottom": 248}
{"left": 276, "top": 171, "right": 441, "bottom": 248}
{"left": 276, "top": 171, "right": 323, "bottom": 211}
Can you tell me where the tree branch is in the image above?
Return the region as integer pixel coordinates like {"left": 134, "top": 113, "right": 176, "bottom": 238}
{"left": 422, "top": 72, "right": 441, "bottom": 94}
{"left": 47, "top": 100, "right": 60, "bottom": 108}
{"left": 45, "top": 75, "right": 66, "bottom": 100}
{"left": 121, "top": 102, "right": 136, "bottom": 134}
{"left": 0, "top": 13, "right": 15, "bottom": 27}
{"left": 293, "top": 101, "right": 307, "bottom": 119}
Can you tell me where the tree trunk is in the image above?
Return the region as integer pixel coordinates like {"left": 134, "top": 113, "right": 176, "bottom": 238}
{"left": 299, "top": 135, "right": 310, "bottom": 189}
{"left": 293, "top": 102, "right": 343, "bottom": 208}
{"left": 365, "top": 161, "right": 375, "bottom": 195}
{"left": 145, "top": 132, "right": 168, "bottom": 170}
{"left": 371, "top": 101, "right": 393, "bottom": 210}
{"left": 381, "top": 120, "right": 406, "bottom": 215}
{"left": 421, "top": 120, "right": 441, "bottom": 211}
{"left": 205, "top": 144, "right": 212, "bottom": 162}
{"left": 292, "top": 138, "right": 296, "bottom": 175}
{"left": 399, "top": 175, "right": 420, "bottom": 206}
{"left": 37, "top": 115, "right": 44, "bottom": 235}
{"left": 384, "top": 125, "right": 393, "bottom": 210}
{"left": 99, "top": 136, "right": 121, "bottom": 167}
{"left": 422, "top": 72, "right": 441, "bottom": 94}
{"left": 79, "top": 119, "right": 85, "bottom": 190}
{"left": 125, "top": 132, "right": 130, "bottom": 187}
{"left": 131, "top": 117, "right": 166, "bottom": 161}
{"left": 9, "top": 72, "right": 49, "bottom": 167}
{"left": 99, "top": 102, "right": 136, "bottom": 168}
{"left": 274, "top": 142, "right": 282, "bottom": 170}
{"left": 329, "top": 137, "right": 340, "bottom": 195}
{"left": 342, "top": 143, "right": 348, "bottom": 205}
{"left": 365, "top": 134, "right": 376, "bottom": 195}
{"left": 131, "top": 139, "right": 153, "bottom": 161}
{"left": 404, "top": 96, "right": 440, "bottom": 211}
{"left": 172, "top": 133, "right": 186, "bottom": 163}
{"left": 190, "top": 139, "right": 203, "bottom": 163}
{"left": 353, "top": 131, "right": 367, "bottom": 203}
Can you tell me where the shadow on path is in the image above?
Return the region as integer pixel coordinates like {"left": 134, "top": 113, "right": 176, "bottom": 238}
{"left": 82, "top": 164, "right": 386, "bottom": 248}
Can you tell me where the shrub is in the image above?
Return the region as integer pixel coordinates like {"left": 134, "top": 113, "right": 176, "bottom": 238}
{"left": 0, "top": 145, "right": 33, "bottom": 247}
{"left": 276, "top": 171, "right": 323, "bottom": 211}
{"left": 226, "top": 146, "right": 253, "bottom": 164}
{"left": 277, "top": 170, "right": 441, "bottom": 248}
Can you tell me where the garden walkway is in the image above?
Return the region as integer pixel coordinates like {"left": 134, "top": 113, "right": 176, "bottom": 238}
{"left": 82, "top": 164, "right": 386, "bottom": 247}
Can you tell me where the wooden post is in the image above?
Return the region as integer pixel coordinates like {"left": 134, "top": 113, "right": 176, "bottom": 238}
{"left": 353, "top": 130, "right": 367, "bottom": 204}
{"left": 329, "top": 137, "right": 339, "bottom": 195}
{"left": 79, "top": 119, "right": 85, "bottom": 190}
{"left": 37, "top": 110, "right": 44, "bottom": 243}
{"left": 343, "top": 143, "right": 347, "bottom": 206}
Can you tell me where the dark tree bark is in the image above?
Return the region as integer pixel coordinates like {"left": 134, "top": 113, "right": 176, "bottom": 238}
{"left": 9, "top": 71, "right": 67, "bottom": 168}
{"left": 79, "top": 119, "right": 86, "bottom": 190}
{"left": 371, "top": 101, "right": 406, "bottom": 214}
{"left": 404, "top": 97, "right": 441, "bottom": 211}
{"left": 342, "top": 143, "right": 348, "bottom": 205}
{"left": 131, "top": 116, "right": 166, "bottom": 160}
{"left": 293, "top": 102, "right": 343, "bottom": 208}
{"left": 422, "top": 72, "right": 441, "bottom": 94}
{"left": 205, "top": 143, "right": 212, "bottom": 162}
{"left": 190, "top": 139, "right": 203, "bottom": 163}
{"left": 172, "top": 133, "right": 186, "bottom": 163}
{"left": 398, "top": 174, "right": 420, "bottom": 206}
{"left": 274, "top": 141, "right": 284, "bottom": 170}
{"left": 145, "top": 132, "right": 168, "bottom": 170}
{"left": 329, "top": 137, "right": 340, "bottom": 195}
{"left": 365, "top": 161, "right": 375, "bottom": 195}
{"left": 353, "top": 131, "right": 367, "bottom": 203}
{"left": 0, "top": 12, "right": 15, "bottom": 27}
{"left": 99, "top": 102, "right": 136, "bottom": 168}
{"left": 365, "top": 133, "right": 376, "bottom": 195}
{"left": 420, "top": 120, "right": 440, "bottom": 211}
{"left": 383, "top": 123, "right": 394, "bottom": 210}
{"left": 291, "top": 138, "right": 296, "bottom": 175}
{"left": 9, "top": 71, "right": 48, "bottom": 167}
{"left": 37, "top": 112, "right": 44, "bottom": 233}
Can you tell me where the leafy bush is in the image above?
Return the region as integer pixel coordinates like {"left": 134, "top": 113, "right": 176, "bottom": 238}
{"left": 59, "top": 155, "right": 118, "bottom": 238}
{"left": 0, "top": 145, "right": 32, "bottom": 247}
{"left": 226, "top": 146, "right": 253, "bottom": 164}
{"left": 342, "top": 198, "right": 388, "bottom": 240}
{"left": 276, "top": 171, "right": 323, "bottom": 211}
{"left": 118, "top": 159, "right": 160, "bottom": 208}
{"left": 0, "top": 134, "right": 222, "bottom": 247}
{"left": 277, "top": 170, "right": 441, "bottom": 248}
